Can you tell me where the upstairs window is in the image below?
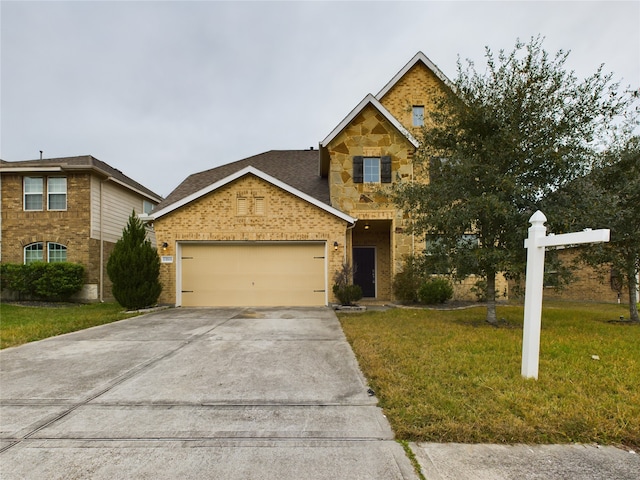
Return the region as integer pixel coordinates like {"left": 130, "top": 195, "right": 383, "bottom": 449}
{"left": 47, "top": 177, "right": 67, "bottom": 210}
{"left": 412, "top": 105, "right": 425, "bottom": 126}
{"left": 24, "top": 243, "right": 44, "bottom": 264}
{"left": 353, "top": 156, "right": 392, "bottom": 184}
{"left": 48, "top": 243, "right": 67, "bottom": 263}
{"left": 24, "top": 177, "right": 44, "bottom": 210}
{"left": 143, "top": 200, "right": 154, "bottom": 214}
{"left": 363, "top": 157, "right": 381, "bottom": 183}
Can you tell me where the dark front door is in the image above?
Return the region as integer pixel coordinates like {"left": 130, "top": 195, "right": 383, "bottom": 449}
{"left": 353, "top": 247, "right": 376, "bottom": 297}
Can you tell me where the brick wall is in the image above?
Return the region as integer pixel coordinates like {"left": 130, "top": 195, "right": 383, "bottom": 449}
{"left": 1, "top": 172, "right": 92, "bottom": 272}
{"left": 543, "top": 250, "right": 630, "bottom": 303}
{"left": 0, "top": 172, "right": 127, "bottom": 302}
{"left": 152, "top": 174, "right": 349, "bottom": 305}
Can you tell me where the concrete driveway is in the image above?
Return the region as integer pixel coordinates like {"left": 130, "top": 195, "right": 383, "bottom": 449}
{"left": 0, "top": 307, "right": 417, "bottom": 479}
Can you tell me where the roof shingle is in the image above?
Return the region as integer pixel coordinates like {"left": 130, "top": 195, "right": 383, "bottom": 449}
{"left": 0, "top": 155, "right": 162, "bottom": 201}
{"left": 156, "top": 150, "right": 328, "bottom": 211}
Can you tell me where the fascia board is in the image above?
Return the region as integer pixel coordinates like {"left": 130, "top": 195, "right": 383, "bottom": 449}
{"left": 320, "top": 94, "right": 419, "bottom": 149}
{"left": 0, "top": 166, "right": 63, "bottom": 173}
{"left": 151, "top": 166, "right": 356, "bottom": 225}
{"left": 104, "top": 176, "right": 163, "bottom": 203}
{"left": 375, "top": 51, "right": 456, "bottom": 100}
{"left": 0, "top": 164, "right": 161, "bottom": 203}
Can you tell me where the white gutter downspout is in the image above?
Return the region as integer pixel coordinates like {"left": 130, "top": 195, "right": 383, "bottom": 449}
{"left": 346, "top": 221, "right": 357, "bottom": 263}
{"left": 411, "top": 158, "right": 415, "bottom": 256}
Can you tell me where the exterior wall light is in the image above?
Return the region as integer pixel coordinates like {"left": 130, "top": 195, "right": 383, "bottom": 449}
{"left": 364, "top": 223, "right": 370, "bottom": 230}
{"left": 162, "top": 242, "right": 168, "bottom": 251}
{"left": 333, "top": 241, "right": 339, "bottom": 251}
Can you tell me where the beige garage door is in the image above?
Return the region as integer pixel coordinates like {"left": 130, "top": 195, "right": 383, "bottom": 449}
{"left": 180, "top": 242, "right": 326, "bottom": 307}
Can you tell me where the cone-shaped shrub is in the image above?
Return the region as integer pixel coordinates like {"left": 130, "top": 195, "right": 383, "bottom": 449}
{"left": 107, "top": 211, "right": 161, "bottom": 310}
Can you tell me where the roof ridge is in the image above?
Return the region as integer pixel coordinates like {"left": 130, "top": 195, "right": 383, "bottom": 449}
{"left": 375, "top": 51, "right": 455, "bottom": 100}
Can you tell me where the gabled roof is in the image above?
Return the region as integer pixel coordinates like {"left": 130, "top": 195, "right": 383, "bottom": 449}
{"left": 375, "top": 51, "right": 455, "bottom": 100}
{"left": 320, "top": 94, "right": 420, "bottom": 149}
{"left": 0, "top": 155, "right": 162, "bottom": 202}
{"left": 150, "top": 164, "right": 355, "bottom": 224}
{"left": 155, "top": 150, "right": 328, "bottom": 211}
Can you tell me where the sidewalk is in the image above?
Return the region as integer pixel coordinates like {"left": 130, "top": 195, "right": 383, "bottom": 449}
{"left": 411, "top": 442, "right": 639, "bottom": 480}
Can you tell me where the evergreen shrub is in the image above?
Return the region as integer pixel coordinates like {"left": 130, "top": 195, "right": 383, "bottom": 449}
{"left": 418, "top": 277, "right": 454, "bottom": 304}
{"left": 107, "top": 211, "right": 161, "bottom": 310}
{"left": 392, "top": 255, "right": 424, "bottom": 303}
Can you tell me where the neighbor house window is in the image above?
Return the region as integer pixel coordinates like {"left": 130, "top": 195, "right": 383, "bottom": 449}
{"left": 47, "top": 243, "right": 67, "bottom": 263}
{"left": 47, "top": 177, "right": 67, "bottom": 210}
{"left": 143, "top": 200, "right": 154, "bottom": 214}
{"left": 24, "top": 243, "right": 44, "bottom": 264}
{"left": 24, "top": 177, "right": 44, "bottom": 211}
{"left": 363, "top": 157, "right": 381, "bottom": 183}
{"left": 412, "top": 105, "right": 424, "bottom": 126}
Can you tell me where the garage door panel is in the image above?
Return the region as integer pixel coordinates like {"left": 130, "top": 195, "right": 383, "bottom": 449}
{"left": 181, "top": 243, "right": 326, "bottom": 307}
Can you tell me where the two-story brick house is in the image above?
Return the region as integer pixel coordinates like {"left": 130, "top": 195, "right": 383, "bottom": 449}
{"left": 0, "top": 155, "right": 162, "bottom": 301}
{"left": 147, "top": 52, "right": 503, "bottom": 307}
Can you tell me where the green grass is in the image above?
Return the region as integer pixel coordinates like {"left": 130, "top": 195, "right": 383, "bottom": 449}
{"left": 0, "top": 302, "right": 140, "bottom": 349}
{"left": 338, "top": 302, "right": 640, "bottom": 448}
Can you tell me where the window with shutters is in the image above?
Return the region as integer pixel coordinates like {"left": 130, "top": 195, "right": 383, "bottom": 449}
{"left": 363, "top": 157, "right": 380, "bottom": 183}
{"left": 353, "top": 156, "right": 392, "bottom": 184}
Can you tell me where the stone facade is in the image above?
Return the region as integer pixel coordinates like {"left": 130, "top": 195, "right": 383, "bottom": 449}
{"left": 152, "top": 174, "right": 350, "bottom": 306}
{"left": 322, "top": 58, "right": 455, "bottom": 301}
{"left": 378, "top": 61, "right": 448, "bottom": 139}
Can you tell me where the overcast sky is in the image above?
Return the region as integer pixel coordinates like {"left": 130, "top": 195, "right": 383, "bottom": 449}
{"left": 2, "top": 1, "right": 638, "bottom": 197}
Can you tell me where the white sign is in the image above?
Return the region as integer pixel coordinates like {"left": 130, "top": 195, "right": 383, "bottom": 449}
{"left": 161, "top": 256, "right": 174, "bottom": 264}
{"left": 521, "top": 211, "right": 610, "bottom": 379}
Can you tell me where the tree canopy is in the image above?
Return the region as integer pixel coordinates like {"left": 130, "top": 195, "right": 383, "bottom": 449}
{"left": 543, "top": 136, "right": 640, "bottom": 322}
{"left": 393, "top": 36, "right": 636, "bottom": 324}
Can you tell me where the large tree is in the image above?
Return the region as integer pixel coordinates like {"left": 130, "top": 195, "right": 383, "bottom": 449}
{"left": 393, "top": 36, "right": 633, "bottom": 324}
{"left": 544, "top": 136, "right": 640, "bottom": 322}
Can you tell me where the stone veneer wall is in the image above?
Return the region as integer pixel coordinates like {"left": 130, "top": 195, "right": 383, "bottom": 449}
{"left": 325, "top": 103, "right": 418, "bottom": 301}
{"left": 378, "top": 61, "right": 450, "bottom": 142}
{"left": 152, "top": 175, "right": 350, "bottom": 306}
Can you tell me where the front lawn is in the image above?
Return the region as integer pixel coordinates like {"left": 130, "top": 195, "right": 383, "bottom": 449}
{"left": 0, "top": 302, "right": 140, "bottom": 349}
{"left": 338, "top": 302, "right": 639, "bottom": 448}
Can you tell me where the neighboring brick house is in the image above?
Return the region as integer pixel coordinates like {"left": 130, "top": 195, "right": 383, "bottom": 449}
{"left": 0, "top": 155, "right": 162, "bottom": 301}
{"left": 542, "top": 250, "right": 634, "bottom": 304}
{"left": 148, "top": 52, "right": 508, "bottom": 307}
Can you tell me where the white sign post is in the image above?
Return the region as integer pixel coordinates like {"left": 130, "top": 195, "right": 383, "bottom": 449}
{"left": 521, "top": 211, "right": 610, "bottom": 379}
